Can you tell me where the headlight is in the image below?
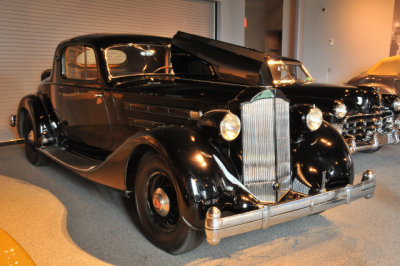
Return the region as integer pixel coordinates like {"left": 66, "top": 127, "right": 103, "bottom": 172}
{"left": 306, "top": 107, "right": 323, "bottom": 131}
{"left": 220, "top": 113, "right": 241, "bottom": 141}
{"left": 392, "top": 99, "right": 400, "bottom": 111}
{"left": 334, "top": 102, "right": 347, "bottom": 119}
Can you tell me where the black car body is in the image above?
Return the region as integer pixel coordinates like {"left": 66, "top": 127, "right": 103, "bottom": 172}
{"left": 13, "top": 32, "right": 376, "bottom": 254}
{"left": 267, "top": 57, "right": 400, "bottom": 152}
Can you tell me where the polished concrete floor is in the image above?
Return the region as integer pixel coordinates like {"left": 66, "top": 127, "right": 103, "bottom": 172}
{"left": 0, "top": 144, "right": 399, "bottom": 265}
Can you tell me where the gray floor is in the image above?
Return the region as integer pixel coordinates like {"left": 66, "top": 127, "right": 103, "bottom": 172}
{"left": 0, "top": 143, "right": 399, "bottom": 265}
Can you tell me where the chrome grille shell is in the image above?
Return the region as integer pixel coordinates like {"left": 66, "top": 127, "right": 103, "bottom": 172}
{"left": 241, "top": 95, "right": 291, "bottom": 203}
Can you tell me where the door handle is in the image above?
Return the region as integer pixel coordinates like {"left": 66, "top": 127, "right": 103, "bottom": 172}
{"left": 94, "top": 92, "right": 105, "bottom": 98}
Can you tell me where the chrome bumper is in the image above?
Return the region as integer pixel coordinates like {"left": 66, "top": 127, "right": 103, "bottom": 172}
{"left": 205, "top": 170, "right": 376, "bottom": 245}
{"left": 346, "top": 131, "right": 400, "bottom": 153}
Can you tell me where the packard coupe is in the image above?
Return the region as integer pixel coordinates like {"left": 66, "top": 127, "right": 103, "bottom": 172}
{"left": 12, "top": 32, "right": 376, "bottom": 254}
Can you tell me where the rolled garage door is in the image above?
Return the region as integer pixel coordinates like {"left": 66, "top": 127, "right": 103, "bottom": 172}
{"left": 0, "top": 0, "right": 214, "bottom": 140}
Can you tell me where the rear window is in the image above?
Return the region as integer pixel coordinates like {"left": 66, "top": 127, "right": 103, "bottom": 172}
{"left": 62, "top": 45, "right": 97, "bottom": 80}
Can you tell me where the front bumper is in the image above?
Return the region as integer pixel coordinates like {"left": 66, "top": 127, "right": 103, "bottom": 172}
{"left": 205, "top": 170, "right": 376, "bottom": 245}
{"left": 346, "top": 131, "right": 400, "bottom": 153}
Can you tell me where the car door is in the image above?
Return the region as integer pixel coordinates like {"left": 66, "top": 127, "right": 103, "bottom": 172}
{"left": 58, "top": 44, "right": 113, "bottom": 151}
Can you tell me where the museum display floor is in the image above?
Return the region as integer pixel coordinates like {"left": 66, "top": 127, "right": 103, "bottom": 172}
{"left": 0, "top": 144, "right": 399, "bottom": 265}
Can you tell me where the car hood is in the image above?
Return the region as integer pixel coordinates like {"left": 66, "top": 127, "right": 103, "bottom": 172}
{"left": 278, "top": 82, "right": 381, "bottom": 115}
{"left": 171, "top": 31, "right": 273, "bottom": 86}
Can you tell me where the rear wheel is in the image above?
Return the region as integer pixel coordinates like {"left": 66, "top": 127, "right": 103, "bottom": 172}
{"left": 134, "top": 151, "right": 204, "bottom": 254}
{"left": 23, "top": 115, "right": 49, "bottom": 166}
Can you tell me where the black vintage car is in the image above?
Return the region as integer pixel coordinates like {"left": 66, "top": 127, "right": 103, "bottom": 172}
{"left": 266, "top": 57, "right": 400, "bottom": 152}
{"left": 12, "top": 32, "right": 376, "bottom": 254}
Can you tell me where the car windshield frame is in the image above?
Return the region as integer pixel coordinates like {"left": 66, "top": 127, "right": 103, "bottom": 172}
{"left": 104, "top": 43, "right": 173, "bottom": 79}
{"left": 268, "top": 59, "right": 314, "bottom": 85}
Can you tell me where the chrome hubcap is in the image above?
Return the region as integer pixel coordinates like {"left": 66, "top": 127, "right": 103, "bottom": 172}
{"left": 152, "top": 187, "right": 170, "bottom": 217}
{"left": 28, "top": 130, "right": 35, "bottom": 144}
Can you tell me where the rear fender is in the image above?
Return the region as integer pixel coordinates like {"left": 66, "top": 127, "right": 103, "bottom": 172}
{"left": 17, "top": 95, "right": 55, "bottom": 146}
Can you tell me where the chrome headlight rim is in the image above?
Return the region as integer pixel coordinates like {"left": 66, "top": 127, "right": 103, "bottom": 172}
{"left": 334, "top": 102, "right": 347, "bottom": 119}
{"left": 220, "top": 112, "right": 241, "bottom": 141}
{"left": 306, "top": 107, "right": 323, "bottom": 131}
{"left": 392, "top": 99, "right": 400, "bottom": 112}
{"left": 332, "top": 123, "right": 343, "bottom": 134}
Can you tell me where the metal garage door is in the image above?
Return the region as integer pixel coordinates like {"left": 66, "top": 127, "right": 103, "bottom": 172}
{"left": 0, "top": 0, "right": 214, "bottom": 140}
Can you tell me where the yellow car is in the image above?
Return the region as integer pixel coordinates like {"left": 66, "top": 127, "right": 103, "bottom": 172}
{"left": 348, "top": 55, "right": 400, "bottom": 95}
{"left": 0, "top": 229, "right": 35, "bottom": 265}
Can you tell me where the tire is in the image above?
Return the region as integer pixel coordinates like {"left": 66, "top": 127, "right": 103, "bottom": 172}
{"left": 23, "top": 115, "right": 49, "bottom": 166}
{"left": 359, "top": 146, "right": 382, "bottom": 153}
{"left": 134, "top": 151, "right": 204, "bottom": 254}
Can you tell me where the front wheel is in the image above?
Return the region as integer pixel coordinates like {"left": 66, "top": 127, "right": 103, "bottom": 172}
{"left": 23, "top": 115, "right": 49, "bottom": 166}
{"left": 134, "top": 152, "right": 204, "bottom": 254}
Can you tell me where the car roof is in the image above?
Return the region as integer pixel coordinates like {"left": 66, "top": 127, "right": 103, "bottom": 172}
{"left": 367, "top": 54, "right": 400, "bottom": 76}
{"left": 59, "top": 33, "right": 171, "bottom": 49}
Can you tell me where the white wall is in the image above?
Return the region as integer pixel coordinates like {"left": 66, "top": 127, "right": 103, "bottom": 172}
{"left": 301, "top": 0, "right": 394, "bottom": 83}
{"left": 217, "top": 0, "right": 246, "bottom": 46}
{"left": 245, "top": 0, "right": 283, "bottom": 52}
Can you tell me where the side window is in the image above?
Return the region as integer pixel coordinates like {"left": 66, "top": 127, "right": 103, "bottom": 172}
{"left": 62, "top": 46, "right": 97, "bottom": 80}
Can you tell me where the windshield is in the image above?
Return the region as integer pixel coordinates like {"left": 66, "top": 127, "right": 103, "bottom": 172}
{"left": 105, "top": 43, "right": 172, "bottom": 78}
{"left": 268, "top": 59, "right": 314, "bottom": 85}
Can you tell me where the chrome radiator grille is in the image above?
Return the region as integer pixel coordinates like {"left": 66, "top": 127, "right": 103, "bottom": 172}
{"left": 241, "top": 97, "right": 291, "bottom": 203}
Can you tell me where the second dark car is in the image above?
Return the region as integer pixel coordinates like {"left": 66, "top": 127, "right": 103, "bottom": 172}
{"left": 267, "top": 57, "right": 400, "bottom": 152}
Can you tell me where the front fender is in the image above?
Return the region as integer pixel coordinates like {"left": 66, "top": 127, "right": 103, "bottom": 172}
{"left": 286, "top": 95, "right": 343, "bottom": 116}
{"left": 144, "top": 126, "right": 259, "bottom": 229}
{"left": 291, "top": 121, "right": 354, "bottom": 194}
{"left": 86, "top": 126, "right": 258, "bottom": 229}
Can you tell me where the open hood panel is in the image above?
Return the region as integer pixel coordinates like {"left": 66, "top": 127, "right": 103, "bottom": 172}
{"left": 171, "top": 31, "right": 273, "bottom": 86}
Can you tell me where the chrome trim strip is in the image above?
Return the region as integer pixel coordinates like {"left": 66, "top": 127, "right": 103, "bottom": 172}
{"left": 343, "top": 110, "right": 393, "bottom": 121}
{"left": 275, "top": 98, "right": 291, "bottom": 200}
{"left": 213, "top": 155, "right": 253, "bottom": 194}
{"left": 0, "top": 138, "right": 24, "bottom": 147}
{"left": 124, "top": 102, "right": 201, "bottom": 120}
{"left": 205, "top": 173, "right": 376, "bottom": 245}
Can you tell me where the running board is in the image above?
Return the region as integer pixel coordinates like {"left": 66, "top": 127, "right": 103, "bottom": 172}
{"left": 39, "top": 145, "right": 102, "bottom": 172}
{"left": 0, "top": 138, "right": 24, "bottom": 147}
